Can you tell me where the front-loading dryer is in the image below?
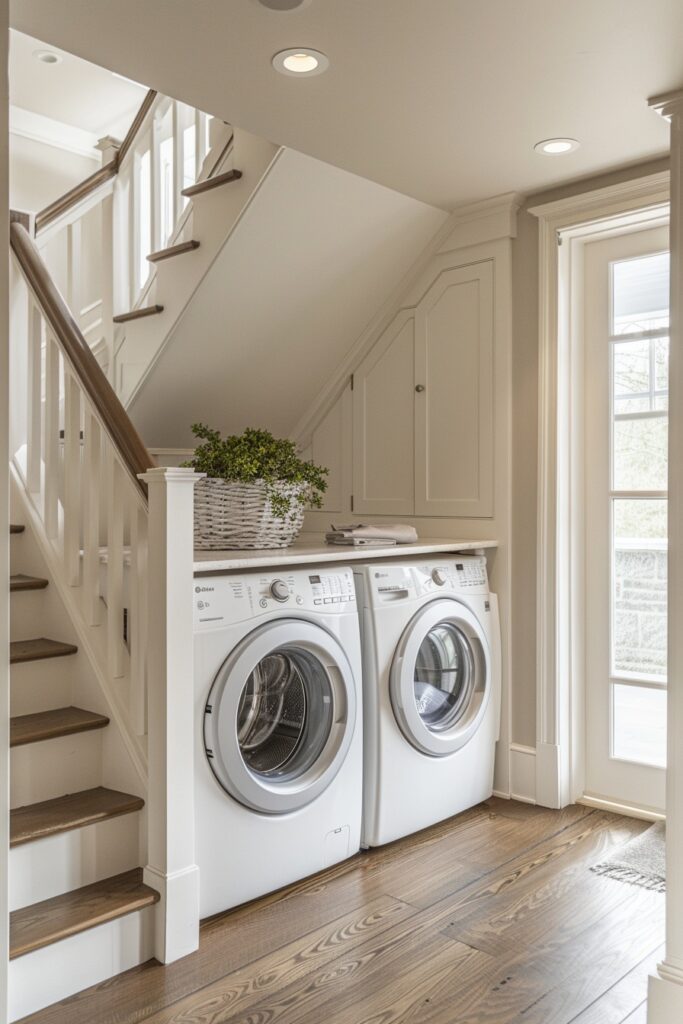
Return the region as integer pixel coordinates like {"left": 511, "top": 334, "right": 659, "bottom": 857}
{"left": 354, "top": 555, "right": 500, "bottom": 847}
{"left": 193, "top": 565, "right": 362, "bottom": 917}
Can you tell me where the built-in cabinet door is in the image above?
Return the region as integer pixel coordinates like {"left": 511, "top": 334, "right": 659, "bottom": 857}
{"left": 352, "top": 310, "right": 415, "bottom": 515}
{"left": 415, "top": 261, "right": 494, "bottom": 517}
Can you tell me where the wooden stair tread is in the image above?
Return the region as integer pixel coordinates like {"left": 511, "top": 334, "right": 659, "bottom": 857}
{"left": 9, "top": 868, "right": 159, "bottom": 958}
{"left": 10, "top": 637, "right": 78, "bottom": 664}
{"left": 147, "top": 239, "right": 200, "bottom": 263}
{"left": 10, "top": 523, "right": 24, "bottom": 534}
{"left": 10, "top": 707, "right": 110, "bottom": 748}
{"left": 10, "top": 786, "right": 145, "bottom": 847}
{"left": 10, "top": 573, "right": 49, "bottom": 592}
{"left": 113, "top": 304, "right": 164, "bottom": 324}
{"left": 181, "top": 168, "right": 242, "bottom": 198}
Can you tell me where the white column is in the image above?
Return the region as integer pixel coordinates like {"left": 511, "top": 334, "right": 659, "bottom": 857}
{"left": 648, "top": 88, "right": 683, "bottom": 1023}
{"left": 138, "top": 467, "right": 203, "bottom": 964}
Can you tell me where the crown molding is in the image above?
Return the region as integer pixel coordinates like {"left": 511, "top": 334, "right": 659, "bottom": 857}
{"left": 9, "top": 105, "right": 100, "bottom": 161}
{"left": 439, "top": 191, "right": 523, "bottom": 252}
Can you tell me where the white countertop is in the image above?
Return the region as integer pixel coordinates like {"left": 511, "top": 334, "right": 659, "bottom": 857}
{"left": 193, "top": 534, "right": 498, "bottom": 573}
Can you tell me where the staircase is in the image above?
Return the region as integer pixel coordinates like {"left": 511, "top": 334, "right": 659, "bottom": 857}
{"left": 7, "top": 78, "right": 204, "bottom": 1018}
{"left": 7, "top": 520, "right": 158, "bottom": 1020}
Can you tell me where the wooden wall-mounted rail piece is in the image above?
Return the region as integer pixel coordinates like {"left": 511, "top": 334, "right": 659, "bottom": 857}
{"left": 10, "top": 222, "right": 154, "bottom": 497}
{"left": 34, "top": 88, "right": 158, "bottom": 234}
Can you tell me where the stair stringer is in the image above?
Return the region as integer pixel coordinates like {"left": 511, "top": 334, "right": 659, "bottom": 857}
{"left": 115, "top": 128, "right": 281, "bottom": 407}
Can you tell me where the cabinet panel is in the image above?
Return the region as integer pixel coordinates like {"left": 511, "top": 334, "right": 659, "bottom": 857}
{"left": 309, "top": 385, "right": 351, "bottom": 514}
{"left": 352, "top": 311, "right": 415, "bottom": 515}
{"left": 415, "top": 261, "right": 493, "bottom": 517}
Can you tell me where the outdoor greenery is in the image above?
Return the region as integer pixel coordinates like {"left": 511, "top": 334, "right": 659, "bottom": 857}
{"left": 183, "top": 424, "right": 328, "bottom": 519}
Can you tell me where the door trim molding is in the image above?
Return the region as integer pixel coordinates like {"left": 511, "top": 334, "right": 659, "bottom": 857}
{"left": 529, "top": 172, "right": 670, "bottom": 808}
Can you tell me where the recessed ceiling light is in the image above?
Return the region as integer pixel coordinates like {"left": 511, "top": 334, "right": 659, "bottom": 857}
{"left": 33, "top": 49, "right": 62, "bottom": 65}
{"left": 272, "top": 48, "right": 329, "bottom": 77}
{"left": 534, "top": 138, "right": 580, "bottom": 155}
{"left": 257, "top": 0, "right": 312, "bottom": 9}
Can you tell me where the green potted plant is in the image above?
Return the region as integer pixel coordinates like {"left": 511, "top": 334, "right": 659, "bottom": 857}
{"left": 184, "top": 424, "right": 328, "bottom": 549}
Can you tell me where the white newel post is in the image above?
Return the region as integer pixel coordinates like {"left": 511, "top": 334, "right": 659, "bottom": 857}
{"left": 648, "top": 89, "right": 683, "bottom": 1023}
{"left": 138, "top": 467, "right": 203, "bottom": 964}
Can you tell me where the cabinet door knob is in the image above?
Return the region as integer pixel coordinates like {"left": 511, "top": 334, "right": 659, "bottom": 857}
{"left": 415, "top": 384, "right": 425, "bottom": 393}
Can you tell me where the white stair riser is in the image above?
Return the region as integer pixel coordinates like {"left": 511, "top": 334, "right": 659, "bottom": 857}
{"left": 10, "top": 814, "right": 141, "bottom": 911}
{"left": 9, "top": 657, "right": 75, "bottom": 716}
{"left": 9, "top": 905, "right": 155, "bottom": 1021}
{"left": 9, "top": 590, "right": 49, "bottom": 640}
{"left": 10, "top": 731, "right": 103, "bottom": 808}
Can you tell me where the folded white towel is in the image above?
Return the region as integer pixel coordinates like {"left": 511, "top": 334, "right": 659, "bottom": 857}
{"left": 326, "top": 523, "right": 418, "bottom": 545}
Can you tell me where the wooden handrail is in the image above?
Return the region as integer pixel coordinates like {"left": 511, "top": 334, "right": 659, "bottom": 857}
{"left": 10, "top": 222, "right": 154, "bottom": 498}
{"left": 35, "top": 89, "right": 158, "bottom": 235}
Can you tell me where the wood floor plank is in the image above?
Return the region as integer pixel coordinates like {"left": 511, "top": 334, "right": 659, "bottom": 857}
{"left": 16, "top": 800, "right": 664, "bottom": 1024}
{"left": 569, "top": 946, "right": 662, "bottom": 1024}
{"left": 441, "top": 813, "right": 645, "bottom": 955}
{"left": 129, "top": 895, "right": 416, "bottom": 1024}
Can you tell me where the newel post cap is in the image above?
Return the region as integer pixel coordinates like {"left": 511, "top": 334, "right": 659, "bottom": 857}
{"left": 138, "top": 467, "right": 205, "bottom": 486}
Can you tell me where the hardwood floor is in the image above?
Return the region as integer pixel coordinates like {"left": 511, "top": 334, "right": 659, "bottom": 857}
{"left": 19, "top": 799, "right": 664, "bottom": 1024}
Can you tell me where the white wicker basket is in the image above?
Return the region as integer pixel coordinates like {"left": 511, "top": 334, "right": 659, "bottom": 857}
{"left": 194, "top": 478, "right": 307, "bottom": 550}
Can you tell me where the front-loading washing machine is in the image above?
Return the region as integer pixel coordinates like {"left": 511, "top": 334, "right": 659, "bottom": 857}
{"left": 354, "top": 555, "right": 501, "bottom": 847}
{"left": 193, "top": 565, "right": 362, "bottom": 917}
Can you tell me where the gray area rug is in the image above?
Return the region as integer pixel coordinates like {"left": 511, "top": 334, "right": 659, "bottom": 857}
{"left": 591, "top": 821, "right": 666, "bottom": 892}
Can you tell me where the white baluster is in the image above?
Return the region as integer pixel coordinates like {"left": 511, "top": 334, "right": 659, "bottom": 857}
{"left": 26, "top": 300, "right": 42, "bottom": 495}
{"left": 100, "top": 194, "right": 115, "bottom": 384}
{"left": 151, "top": 115, "right": 161, "bottom": 252}
{"left": 106, "top": 451, "right": 126, "bottom": 678}
{"left": 129, "top": 499, "right": 148, "bottom": 736}
{"left": 82, "top": 410, "right": 102, "bottom": 625}
{"left": 43, "top": 333, "right": 60, "bottom": 539}
{"left": 66, "top": 220, "right": 82, "bottom": 319}
{"left": 194, "top": 108, "right": 202, "bottom": 180}
{"left": 172, "top": 100, "right": 182, "bottom": 227}
{"left": 63, "top": 370, "right": 82, "bottom": 585}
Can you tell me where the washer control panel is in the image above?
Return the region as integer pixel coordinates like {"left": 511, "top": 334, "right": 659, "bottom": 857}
{"left": 193, "top": 566, "right": 356, "bottom": 630}
{"left": 359, "top": 556, "right": 489, "bottom": 607}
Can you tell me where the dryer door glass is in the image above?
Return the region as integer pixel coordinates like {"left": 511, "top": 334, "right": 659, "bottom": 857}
{"left": 237, "top": 647, "right": 333, "bottom": 780}
{"left": 413, "top": 622, "right": 475, "bottom": 732}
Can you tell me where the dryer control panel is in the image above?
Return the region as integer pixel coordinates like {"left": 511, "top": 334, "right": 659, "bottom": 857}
{"left": 358, "top": 556, "right": 489, "bottom": 608}
{"left": 193, "top": 566, "right": 356, "bottom": 630}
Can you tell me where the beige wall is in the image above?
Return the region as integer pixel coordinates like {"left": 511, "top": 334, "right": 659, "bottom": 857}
{"left": 510, "top": 155, "right": 670, "bottom": 748}
{"left": 9, "top": 133, "right": 98, "bottom": 213}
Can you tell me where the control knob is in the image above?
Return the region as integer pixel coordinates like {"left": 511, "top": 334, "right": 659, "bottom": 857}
{"left": 431, "top": 568, "right": 447, "bottom": 587}
{"left": 270, "top": 579, "right": 290, "bottom": 602}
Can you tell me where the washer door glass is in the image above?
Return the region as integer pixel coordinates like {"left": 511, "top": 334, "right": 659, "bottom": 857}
{"left": 413, "top": 622, "right": 475, "bottom": 733}
{"left": 204, "top": 619, "right": 357, "bottom": 814}
{"left": 237, "top": 648, "right": 333, "bottom": 780}
{"left": 390, "top": 599, "right": 491, "bottom": 758}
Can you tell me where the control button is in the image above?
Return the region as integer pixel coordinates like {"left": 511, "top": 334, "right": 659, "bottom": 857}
{"left": 259, "top": 598, "right": 268, "bottom": 608}
{"left": 324, "top": 598, "right": 333, "bottom": 604}
{"left": 270, "top": 579, "right": 290, "bottom": 602}
{"left": 296, "top": 595, "right": 304, "bottom": 605}
{"left": 432, "top": 568, "right": 447, "bottom": 587}
{"left": 314, "top": 598, "right": 322, "bottom": 605}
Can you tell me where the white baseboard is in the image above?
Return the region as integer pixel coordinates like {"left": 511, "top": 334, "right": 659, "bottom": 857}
{"left": 510, "top": 743, "right": 537, "bottom": 804}
{"left": 578, "top": 794, "right": 665, "bottom": 823}
{"left": 648, "top": 965, "right": 683, "bottom": 1023}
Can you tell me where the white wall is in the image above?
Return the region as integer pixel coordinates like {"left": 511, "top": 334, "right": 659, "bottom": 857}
{"left": 9, "top": 132, "right": 98, "bottom": 213}
{"left": 1, "top": 4, "right": 11, "bottom": 1019}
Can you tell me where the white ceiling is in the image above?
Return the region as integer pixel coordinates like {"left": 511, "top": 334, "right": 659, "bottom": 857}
{"left": 9, "top": 0, "right": 679, "bottom": 208}
{"left": 128, "top": 147, "right": 447, "bottom": 446}
{"left": 9, "top": 29, "right": 147, "bottom": 146}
